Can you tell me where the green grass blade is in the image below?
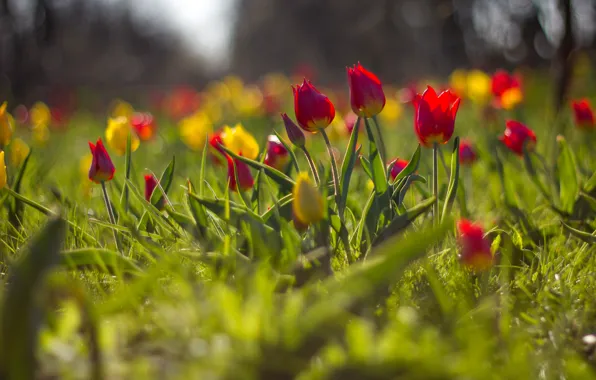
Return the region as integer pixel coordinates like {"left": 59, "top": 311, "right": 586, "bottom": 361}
{"left": 557, "top": 136, "right": 579, "bottom": 214}
{"left": 150, "top": 156, "right": 176, "bottom": 208}
{"left": 340, "top": 116, "right": 360, "bottom": 204}
{"left": 441, "top": 137, "right": 460, "bottom": 222}
{"left": 364, "top": 118, "right": 388, "bottom": 194}
{"left": 60, "top": 248, "right": 142, "bottom": 274}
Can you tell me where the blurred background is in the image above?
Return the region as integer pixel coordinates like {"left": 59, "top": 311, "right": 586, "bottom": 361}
{"left": 0, "top": 0, "right": 594, "bottom": 106}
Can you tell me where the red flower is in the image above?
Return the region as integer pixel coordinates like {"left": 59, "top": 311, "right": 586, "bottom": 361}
{"left": 457, "top": 219, "right": 493, "bottom": 272}
{"left": 88, "top": 138, "right": 115, "bottom": 183}
{"left": 144, "top": 174, "right": 165, "bottom": 209}
{"left": 499, "top": 120, "right": 536, "bottom": 156}
{"left": 388, "top": 158, "right": 409, "bottom": 180}
{"left": 491, "top": 70, "right": 523, "bottom": 109}
{"left": 571, "top": 99, "right": 595, "bottom": 129}
{"left": 413, "top": 86, "right": 461, "bottom": 147}
{"left": 347, "top": 62, "right": 386, "bottom": 117}
{"left": 292, "top": 79, "right": 335, "bottom": 132}
{"left": 131, "top": 112, "right": 157, "bottom": 141}
{"left": 459, "top": 139, "right": 478, "bottom": 166}
{"left": 264, "top": 135, "right": 289, "bottom": 171}
{"left": 227, "top": 154, "right": 254, "bottom": 192}
{"left": 209, "top": 129, "right": 226, "bottom": 165}
{"left": 281, "top": 113, "right": 305, "bottom": 148}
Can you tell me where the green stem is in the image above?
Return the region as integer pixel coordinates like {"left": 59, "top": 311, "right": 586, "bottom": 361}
{"left": 320, "top": 128, "right": 343, "bottom": 220}
{"left": 371, "top": 115, "right": 387, "bottom": 168}
{"left": 301, "top": 147, "right": 320, "bottom": 186}
{"left": 101, "top": 181, "right": 123, "bottom": 254}
{"left": 122, "top": 134, "right": 132, "bottom": 214}
{"left": 433, "top": 142, "right": 439, "bottom": 225}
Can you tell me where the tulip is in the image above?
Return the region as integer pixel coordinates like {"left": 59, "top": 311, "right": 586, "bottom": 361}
{"left": 88, "top": 138, "right": 115, "bottom": 183}
{"left": 30, "top": 102, "right": 51, "bottom": 127}
{"left": 413, "top": 86, "right": 461, "bottom": 147}
{"left": 466, "top": 70, "right": 491, "bottom": 105}
{"left": 0, "top": 102, "right": 14, "bottom": 146}
{"left": 379, "top": 97, "right": 402, "bottom": 125}
{"left": 292, "top": 79, "right": 335, "bottom": 132}
{"left": 131, "top": 112, "right": 157, "bottom": 141}
{"left": 292, "top": 172, "right": 324, "bottom": 226}
{"left": 179, "top": 111, "right": 212, "bottom": 151}
{"left": 491, "top": 70, "right": 523, "bottom": 110}
{"left": 110, "top": 99, "right": 135, "bottom": 119}
{"left": 144, "top": 174, "right": 165, "bottom": 209}
{"left": 457, "top": 219, "right": 493, "bottom": 272}
{"left": 571, "top": 99, "right": 595, "bottom": 129}
{"left": 10, "top": 138, "right": 30, "bottom": 167}
{"left": 0, "top": 151, "right": 6, "bottom": 189}
{"left": 449, "top": 69, "right": 468, "bottom": 98}
{"left": 220, "top": 123, "right": 259, "bottom": 160}
{"left": 227, "top": 153, "right": 254, "bottom": 192}
{"left": 106, "top": 116, "right": 140, "bottom": 156}
{"left": 499, "top": 120, "right": 536, "bottom": 156}
{"left": 347, "top": 62, "right": 386, "bottom": 117}
{"left": 281, "top": 113, "right": 305, "bottom": 148}
{"left": 458, "top": 139, "right": 478, "bottom": 166}
{"left": 264, "top": 135, "right": 289, "bottom": 171}
{"left": 388, "top": 158, "right": 409, "bottom": 180}
{"left": 208, "top": 129, "right": 226, "bottom": 165}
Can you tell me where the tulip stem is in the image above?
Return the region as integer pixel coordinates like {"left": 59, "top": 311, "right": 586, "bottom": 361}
{"left": 371, "top": 115, "right": 387, "bottom": 167}
{"left": 320, "top": 128, "right": 343, "bottom": 220}
{"left": 301, "top": 147, "right": 321, "bottom": 186}
{"left": 101, "top": 181, "right": 123, "bottom": 254}
{"left": 432, "top": 142, "right": 439, "bottom": 225}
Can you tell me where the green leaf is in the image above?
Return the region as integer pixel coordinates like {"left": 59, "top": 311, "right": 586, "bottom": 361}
{"left": 60, "top": 248, "right": 142, "bottom": 275}
{"left": 340, "top": 116, "right": 361, "bottom": 205}
{"left": 359, "top": 155, "right": 372, "bottom": 180}
{"left": 522, "top": 145, "right": 552, "bottom": 202}
{"left": 274, "top": 129, "right": 300, "bottom": 174}
{"left": 391, "top": 145, "right": 421, "bottom": 184}
{"left": 557, "top": 136, "right": 579, "bottom": 214}
{"left": 364, "top": 118, "right": 388, "bottom": 194}
{"left": 119, "top": 133, "right": 133, "bottom": 213}
{"left": 8, "top": 147, "right": 33, "bottom": 227}
{"left": 150, "top": 156, "right": 175, "bottom": 208}
{"left": 0, "top": 216, "right": 67, "bottom": 380}
{"left": 561, "top": 221, "right": 596, "bottom": 244}
{"left": 584, "top": 170, "right": 596, "bottom": 194}
{"left": 441, "top": 137, "right": 460, "bottom": 222}
{"left": 188, "top": 192, "right": 264, "bottom": 225}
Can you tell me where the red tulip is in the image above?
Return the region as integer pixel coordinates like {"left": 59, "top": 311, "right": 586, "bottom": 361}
{"left": 571, "top": 99, "right": 595, "bottom": 129}
{"left": 499, "top": 120, "right": 536, "bottom": 156}
{"left": 88, "top": 138, "right": 115, "bottom": 183}
{"left": 347, "top": 62, "right": 386, "bottom": 117}
{"left": 144, "top": 174, "right": 158, "bottom": 202}
{"left": 413, "top": 86, "right": 461, "bottom": 147}
{"left": 281, "top": 113, "right": 306, "bottom": 148}
{"left": 227, "top": 153, "right": 254, "bottom": 192}
{"left": 457, "top": 219, "right": 492, "bottom": 272}
{"left": 458, "top": 139, "right": 478, "bottom": 166}
{"left": 292, "top": 79, "right": 335, "bottom": 132}
{"left": 131, "top": 112, "right": 157, "bottom": 141}
{"left": 264, "top": 135, "right": 289, "bottom": 171}
{"left": 491, "top": 70, "right": 521, "bottom": 97}
{"left": 388, "top": 158, "right": 409, "bottom": 180}
{"left": 209, "top": 129, "right": 226, "bottom": 165}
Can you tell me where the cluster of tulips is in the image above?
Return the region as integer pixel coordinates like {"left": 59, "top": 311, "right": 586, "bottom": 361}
{"left": 1, "top": 61, "right": 595, "bottom": 273}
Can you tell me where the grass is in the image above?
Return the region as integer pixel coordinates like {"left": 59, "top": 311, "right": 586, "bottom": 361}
{"left": 1, "top": 68, "right": 596, "bottom": 379}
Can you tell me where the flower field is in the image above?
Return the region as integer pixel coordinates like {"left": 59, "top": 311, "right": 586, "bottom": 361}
{"left": 1, "top": 60, "right": 596, "bottom": 379}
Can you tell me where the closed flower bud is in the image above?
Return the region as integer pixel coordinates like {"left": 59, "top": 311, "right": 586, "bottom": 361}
{"left": 264, "top": 135, "right": 289, "bottom": 171}
{"left": 414, "top": 86, "right": 461, "bottom": 147}
{"left": 10, "top": 138, "right": 30, "bottom": 167}
{"left": 499, "top": 120, "right": 536, "bottom": 156}
{"left": 106, "top": 116, "right": 140, "bottom": 156}
{"left": 293, "top": 79, "right": 335, "bottom": 132}
{"left": 0, "top": 102, "right": 14, "bottom": 146}
{"left": 227, "top": 154, "right": 254, "bottom": 192}
{"left": 571, "top": 99, "right": 595, "bottom": 130}
{"left": 347, "top": 62, "right": 386, "bottom": 117}
{"left": 88, "top": 138, "right": 115, "bottom": 183}
{"left": 281, "top": 113, "right": 305, "bottom": 148}
{"left": 458, "top": 139, "right": 478, "bottom": 166}
{"left": 388, "top": 158, "right": 409, "bottom": 180}
{"left": 292, "top": 172, "right": 324, "bottom": 225}
{"left": 0, "top": 151, "right": 6, "bottom": 189}
{"left": 457, "top": 219, "right": 493, "bottom": 272}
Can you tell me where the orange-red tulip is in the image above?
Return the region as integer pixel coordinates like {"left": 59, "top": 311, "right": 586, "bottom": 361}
{"left": 571, "top": 99, "right": 595, "bottom": 130}
{"left": 457, "top": 219, "right": 493, "bottom": 272}
{"left": 347, "top": 62, "right": 386, "bottom": 117}
{"left": 413, "top": 86, "right": 460, "bottom": 147}
{"left": 499, "top": 120, "right": 536, "bottom": 156}
{"left": 292, "top": 79, "right": 335, "bottom": 132}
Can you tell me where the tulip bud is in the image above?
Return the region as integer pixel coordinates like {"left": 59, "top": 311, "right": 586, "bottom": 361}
{"left": 292, "top": 172, "right": 324, "bottom": 226}
{"left": 347, "top": 62, "right": 386, "bottom": 117}
{"left": 264, "top": 135, "right": 289, "bottom": 171}
{"left": 499, "top": 120, "right": 536, "bottom": 156}
{"left": 570, "top": 99, "right": 595, "bottom": 130}
{"left": 413, "top": 86, "right": 460, "bottom": 147}
{"left": 388, "top": 158, "right": 409, "bottom": 180}
{"left": 227, "top": 154, "right": 254, "bottom": 192}
{"left": 10, "top": 138, "right": 30, "bottom": 167}
{"left": 0, "top": 151, "right": 6, "bottom": 189}
{"left": 458, "top": 139, "right": 478, "bottom": 166}
{"left": 457, "top": 219, "right": 493, "bottom": 272}
{"left": 281, "top": 113, "right": 305, "bottom": 148}
{"left": 106, "top": 116, "right": 140, "bottom": 156}
{"left": 88, "top": 138, "right": 115, "bottom": 183}
{"left": 0, "top": 102, "right": 14, "bottom": 146}
{"left": 292, "top": 79, "right": 335, "bottom": 132}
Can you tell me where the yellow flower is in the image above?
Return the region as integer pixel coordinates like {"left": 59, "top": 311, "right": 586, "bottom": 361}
{"left": 0, "top": 102, "right": 14, "bottom": 146}
{"left": 110, "top": 99, "right": 135, "bottom": 119}
{"left": 500, "top": 88, "right": 523, "bottom": 110}
{"left": 224, "top": 75, "right": 244, "bottom": 100}
{"left": 80, "top": 153, "right": 93, "bottom": 178}
{"left": 449, "top": 69, "right": 467, "bottom": 97}
{"left": 105, "top": 116, "right": 140, "bottom": 156}
{"left": 220, "top": 123, "right": 259, "bottom": 160}
{"left": 0, "top": 151, "right": 6, "bottom": 189}
{"left": 466, "top": 70, "right": 491, "bottom": 105}
{"left": 32, "top": 124, "right": 50, "bottom": 146}
{"left": 263, "top": 73, "right": 290, "bottom": 96}
{"left": 232, "top": 85, "right": 263, "bottom": 116}
{"left": 30, "top": 101, "right": 51, "bottom": 127}
{"left": 179, "top": 111, "right": 212, "bottom": 150}
{"left": 328, "top": 113, "right": 346, "bottom": 141}
{"left": 10, "top": 138, "right": 30, "bottom": 167}
{"left": 379, "top": 97, "right": 402, "bottom": 125}
{"left": 292, "top": 172, "right": 324, "bottom": 225}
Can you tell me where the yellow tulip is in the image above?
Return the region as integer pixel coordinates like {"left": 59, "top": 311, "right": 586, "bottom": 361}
{"left": 10, "top": 138, "right": 30, "bottom": 167}
{"left": 110, "top": 99, "right": 135, "bottom": 119}
{"left": 220, "top": 123, "right": 259, "bottom": 160}
{"left": 466, "top": 70, "right": 491, "bottom": 105}
{"left": 379, "top": 97, "right": 402, "bottom": 125}
{"left": 179, "top": 111, "right": 212, "bottom": 150}
{"left": 105, "top": 116, "right": 140, "bottom": 156}
{"left": 232, "top": 85, "right": 263, "bottom": 116}
{"left": 224, "top": 75, "right": 244, "bottom": 100}
{"left": 32, "top": 124, "right": 50, "bottom": 146}
{"left": 0, "top": 151, "right": 6, "bottom": 189}
{"left": 0, "top": 102, "right": 14, "bottom": 146}
{"left": 292, "top": 172, "right": 324, "bottom": 225}
{"left": 30, "top": 101, "right": 51, "bottom": 127}
{"left": 449, "top": 69, "right": 467, "bottom": 97}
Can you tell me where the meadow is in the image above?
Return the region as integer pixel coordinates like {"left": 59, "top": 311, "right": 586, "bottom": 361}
{"left": 1, "top": 61, "right": 596, "bottom": 379}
